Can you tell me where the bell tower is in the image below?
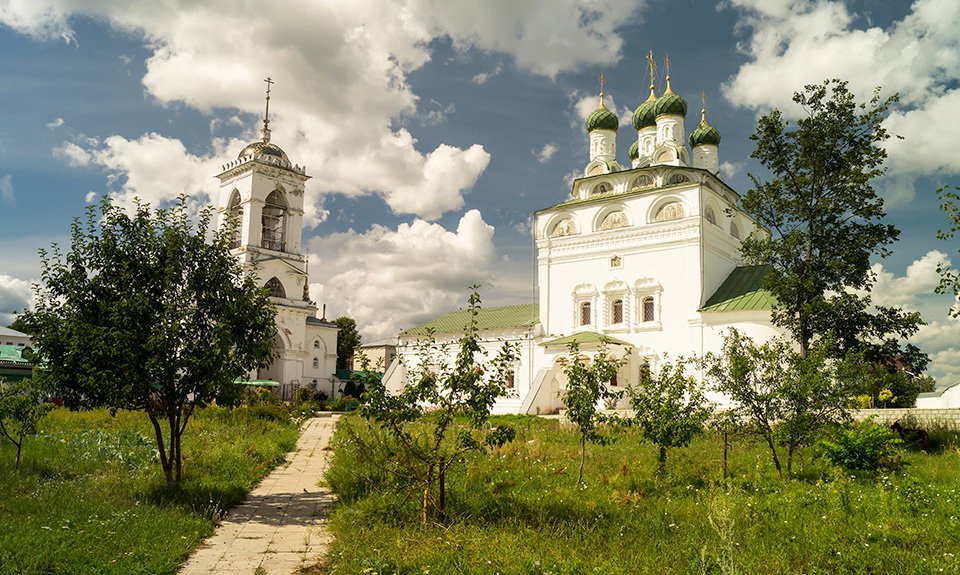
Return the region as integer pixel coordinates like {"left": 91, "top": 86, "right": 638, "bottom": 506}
{"left": 216, "top": 78, "right": 317, "bottom": 387}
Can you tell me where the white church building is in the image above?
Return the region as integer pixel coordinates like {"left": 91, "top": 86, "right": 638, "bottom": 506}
{"left": 384, "top": 65, "right": 782, "bottom": 414}
{"left": 215, "top": 85, "right": 339, "bottom": 399}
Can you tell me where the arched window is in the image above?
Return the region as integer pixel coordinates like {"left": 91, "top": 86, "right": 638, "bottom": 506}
{"left": 312, "top": 358, "right": 319, "bottom": 369}
{"left": 580, "top": 302, "right": 592, "bottom": 326}
{"left": 730, "top": 221, "right": 741, "bottom": 239}
{"left": 611, "top": 299, "right": 623, "bottom": 324}
{"left": 704, "top": 206, "right": 718, "bottom": 226}
{"left": 261, "top": 190, "right": 287, "bottom": 251}
{"left": 654, "top": 202, "right": 685, "bottom": 222}
{"left": 227, "top": 190, "right": 243, "bottom": 248}
{"left": 265, "top": 277, "right": 285, "bottom": 298}
{"left": 313, "top": 340, "right": 321, "bottom": 348}
{"left": 504, "top": 369, "right": 516, "bottom": 390}
{"left": 642, "top": 296, "right": 655, "bottom": 322}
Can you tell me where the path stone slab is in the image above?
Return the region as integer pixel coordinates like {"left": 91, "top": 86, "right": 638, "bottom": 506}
{"left": 178, "top": 416, "right": 339, "bottom": 574}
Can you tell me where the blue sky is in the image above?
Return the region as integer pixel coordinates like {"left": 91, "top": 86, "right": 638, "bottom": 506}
{"left": 1, "top": 0, "right": 958, "bottom": 384}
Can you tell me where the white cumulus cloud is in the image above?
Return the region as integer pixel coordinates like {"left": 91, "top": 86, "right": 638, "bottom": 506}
{"left": 535, "top": 143, "right": 557, "bottom": 164}
{"left": 0, "top": 274, "right": 32, "bottom": 327}
{"left": 3, "top": 0, "right": 647, "bottom": 223}
{"left": 867, "top": 250, "right": 960, "bottom": 387}
{"left": 307, "top": 209, "right": 496, "bottom": 340}
{"left": 723, "top": 0, "right": 960, "bottom": 203}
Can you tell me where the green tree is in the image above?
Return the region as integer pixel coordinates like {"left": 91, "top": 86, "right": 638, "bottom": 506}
{"left": 0, "top": 379, "right": 52, "bottom": 469}
{"left": 359, "top": 287, "right": 518, "bottom": 525}
{"left": 773, "top": 345, "right": 853, "bottom": 475}
{"left": 627, "top": 356, "right": 710, "bottom": 474}
{"left": 21, "top": 197, "right": 275, "bottom": 486}
{"left": 705, "top": 330, "right": 790, "bottom": 478}
{"left": 741, "top": 79, "right": 923, "bottom": 362}
{"left": 706, "top": 330, "right": 854, "bottom": 478}
{"left": 561, "top": 341, "right": 625, "bottom": 484}
{"left": 936, "top": 185, "right": 960, "bottom": 317}
{"left": 334, "top": 316, "right": 361, "bottom": 370}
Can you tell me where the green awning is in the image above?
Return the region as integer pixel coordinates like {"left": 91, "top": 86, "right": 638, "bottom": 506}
{"left": 541, "top": 332, "right": 632, "bottom": 349}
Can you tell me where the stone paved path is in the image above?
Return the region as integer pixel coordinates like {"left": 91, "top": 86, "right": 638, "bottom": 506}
{"left": 179, "top": 415, "right": 339, "bottom": 575}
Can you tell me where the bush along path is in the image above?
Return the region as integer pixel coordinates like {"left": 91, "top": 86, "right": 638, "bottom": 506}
{"left": 178, "top": 415, "right": 339, "bottom": 575}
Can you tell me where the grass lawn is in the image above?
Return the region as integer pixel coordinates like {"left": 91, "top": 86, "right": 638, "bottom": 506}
{"left": 0, "top": 405, "right": 299, "bottom": 575}
{"left": 317, "top": 415, "right": 960, "bottom": 575}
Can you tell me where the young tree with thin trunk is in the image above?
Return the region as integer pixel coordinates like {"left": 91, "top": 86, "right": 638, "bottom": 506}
{"left": 627, "top": 357, "right": 710, "bottom": 474}
{"left": 0, "top": 379, "right": 52, "bottom": 469}
{"left": 21, "top": 197, "right": 275, "bottom": 486}
{"left": 741, "top": 79, "right": 922, "bottom": 363}
{"left": 359, "top": 287, "right": 518, "bottom": 525}
{"left": 705, "top": 330, "right": 790, "bottom": 478}
{"left": 561, "top": 342, "right": 625, "bottom": 484}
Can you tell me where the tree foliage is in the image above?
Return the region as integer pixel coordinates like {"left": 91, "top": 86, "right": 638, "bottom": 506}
{"left": 21, "top": 197, "right": 276, "bottom": 485}
{"left": 741, "top": 79, "right": 923, "bottom": 363}
{"left": 936, "top": 185, "right": 960, "bottom": 317}
{"left": 561, "top": 341, "right": 625, "bottom": 483}
{"left": 705, "top": 329, "right": 851, "bottom": 478}
{"left": 359, "top": 287, "right": 518, "bottom": 525}
{"left": 0, "top": 379, "right": 52, "bottom": 469}
{"left": 334, "top": 316, "right": 362, "bottom": 370}
{"left": 627, "top": 357, "right": 710, "bottom": 473}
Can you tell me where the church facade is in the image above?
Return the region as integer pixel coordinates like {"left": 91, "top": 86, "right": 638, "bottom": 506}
{"left": 385, "top": 65, "right": 782, "bottom": 413}
{"left": 215, "top": 89, "right": 339, "bottom": 400}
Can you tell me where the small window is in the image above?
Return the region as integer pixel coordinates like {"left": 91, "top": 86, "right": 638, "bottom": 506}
{"left": 504, "top": 370, "right": 515, "bottom": 390}
{"left": 580, "top": 302, "right": 592, "bottom": 326}
{"left": 312, "top": 358, "right": 319, "bottom": 369}
{"left": 642, "top": 296, "right": 655, "bottom": 322}
{"left": 730, "top": 221, "right": 741, "bottom": 239}
{"left": 609, "top": 373, "right": 618, "bottom": 387}
{"left": 610, "top": 255, "right": 622, "bottom": 269}
{"left": 612, "top": 299, "right": 623, "bottom": 324}
{"left": 313, "top": 340, "right": 320, "bottom": 348}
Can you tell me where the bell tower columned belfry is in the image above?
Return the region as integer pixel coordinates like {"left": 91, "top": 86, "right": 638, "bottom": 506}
{"left": 215, "top": 78, "right": 338, "bottom": 397}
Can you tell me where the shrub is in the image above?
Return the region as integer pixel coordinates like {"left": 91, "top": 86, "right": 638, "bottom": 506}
{"left": 294, "top": 386, "right": 313, "bottom": 405}
{"left": 819, "top": 418, "right": 903, "bottom": 472}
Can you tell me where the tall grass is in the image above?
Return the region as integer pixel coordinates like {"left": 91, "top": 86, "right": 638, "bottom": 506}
{"left": 0, "top": 405, "right": 299, "bottom": 575}
{"left": 317, "top": 415, "right": 960, "bottom": 575}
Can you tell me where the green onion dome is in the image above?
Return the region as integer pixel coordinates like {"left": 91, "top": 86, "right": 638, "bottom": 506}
{"left": 632, "top": 86, "right": 658, "bottom": 131}
{"left": 628, "top": 140, "right": 639, "bottom": 160}
{"left": 632, "top": 99, "right": 657, "bottom": 131}
{"left": 653, "top": 75, "right": 687, "bottom": 118}
{"left": 689, "top": 116, "right": 721, "bottom": 147}
{"left": 586, "top": 102, "right": 619, "bottom": 132}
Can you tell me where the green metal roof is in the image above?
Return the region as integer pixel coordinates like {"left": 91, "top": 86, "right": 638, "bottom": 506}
{"left": 401, "top": 303, "right": 538, "bottom": 336}
{"left": 0, "top": 345, "right": 30, "bottom": 365}
{"left": 700, "top": 265, "right": 776, "bottom": 313}
{"left": 541, "top": 332, "right": 632, "bottom": 349}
